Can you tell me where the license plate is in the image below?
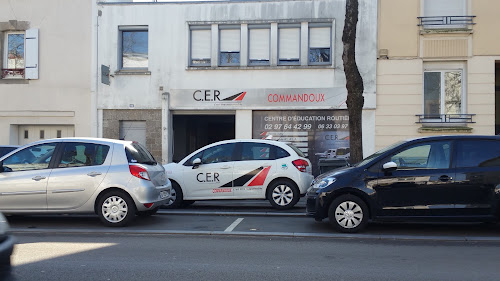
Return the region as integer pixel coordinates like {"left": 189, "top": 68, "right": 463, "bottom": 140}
{"left": 160, "top": 191, "right": 169, "bottom": 199}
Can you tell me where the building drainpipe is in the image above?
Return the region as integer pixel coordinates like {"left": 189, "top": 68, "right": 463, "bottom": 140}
{"left": 161, "top": 92, "right": 171, "bottom": 164}
{"left": 90, "top": 3, "right": 101, "bottom": 138}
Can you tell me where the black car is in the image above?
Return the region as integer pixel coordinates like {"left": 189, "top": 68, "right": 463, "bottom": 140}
{"left": 306, "top": 135, "right": 500, "bottom": 233}
{"left": 0, "top": 212, "right": 14, "bottom": 277}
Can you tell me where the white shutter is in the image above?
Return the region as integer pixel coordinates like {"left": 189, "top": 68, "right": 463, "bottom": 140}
{"left": 25, "top": 28, "right": 39, "bottom": 79}
{"left": 191, "top": 29, "right": 211, "bottom": 59}
{"left": 424, "top": 0, "right": 466, "bottom": 16}
{"left": 249, "top": 29, "right": 270, "bottom": 60}
{"left": 220, "top": 29, "right": 240, "bottom": 52}
{"left": 310, "top": 27, "right": 330, "bottom": 48}
{"left": 279, "top": 28, "right": 300, "bottom": 59}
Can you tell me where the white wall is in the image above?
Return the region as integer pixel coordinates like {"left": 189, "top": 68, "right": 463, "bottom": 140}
{"left": 97, "top": 0, "right": 377, "bottom": 109}
{"left": 0, "top": 0, "right": 93, "bottom": 144}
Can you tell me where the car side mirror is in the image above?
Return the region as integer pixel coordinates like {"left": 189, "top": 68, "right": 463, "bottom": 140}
{"left": 382, "top": 161, "right": 397, "bottom": 172}
{"left": 192, "top": 158, "right": 201, "bottom": 169}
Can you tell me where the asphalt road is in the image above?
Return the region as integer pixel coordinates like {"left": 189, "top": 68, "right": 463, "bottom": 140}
{"left": 4, "top": 233, "right": 500, "bottom": 281}
{"left": 6, "top": 199, "right": 500, "bottom": 241}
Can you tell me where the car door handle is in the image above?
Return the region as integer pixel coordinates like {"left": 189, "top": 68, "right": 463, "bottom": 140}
{"left": 220, "top": 166, "right": 231, "bottom": 169}
{"left": 439, "top": 175, "right": 452, "bottom": 182}
{"left": 87, "top": 172, "right": 102, "bottom": 177}
{"left": 32, "top": 176, "right": 46, "bottom": 181}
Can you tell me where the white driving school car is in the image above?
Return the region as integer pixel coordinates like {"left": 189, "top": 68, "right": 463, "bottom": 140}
{"left": 163, "top": 139, "right": 314, "bottom": 209}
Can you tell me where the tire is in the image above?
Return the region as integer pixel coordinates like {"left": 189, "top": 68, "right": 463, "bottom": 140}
{"left": 267, "top": 179, "right": 300, "bottom": 210}
{"left": 137, "top": 206, "right": 159, "bottom": 216}
{"left": 181, "top": 200, "right": 196, "bottom": 207}
{"left": 162, "top": 181, "right": 184, "bottom": 209}
{"left": 328, "top": 194, "right": 368, "bottom": 233}
{"left": 97, "top": 190, "right": 136, "bottom": 227}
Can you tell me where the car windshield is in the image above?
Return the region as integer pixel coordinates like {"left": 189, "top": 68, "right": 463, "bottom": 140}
{"left": 286, "top": 143, "right": 306, "bottom": 157}
{"left": 125, "top": 142, "right": 157, "bottom": 165}
{"left": 354, "top": 141, "right": 406, "bottom": 167}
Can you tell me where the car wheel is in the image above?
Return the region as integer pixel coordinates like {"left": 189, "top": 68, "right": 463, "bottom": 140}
{"left": 97, "top": 190, "right": 136, "bottom": 227}
{"left": 162, "top": 181, "right": 184, "bottom": 209}
{"left": 181, "top": 200, "right": 196, "bottom": 207}
{"left": 137, "top": 206, "right": 159, "bottom": 216}
{"left": 328, "top": 194, "right": 368, "bottom": 233}
{"left": 267, "top": 180, "right": 300, "bottom": 210}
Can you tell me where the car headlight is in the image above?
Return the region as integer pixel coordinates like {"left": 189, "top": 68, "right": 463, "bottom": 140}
{"left": 308, "top": 177, "right": 337, "bottom": 193}
{"left": 316, "top": 177, "right": 336, "bottom": 189}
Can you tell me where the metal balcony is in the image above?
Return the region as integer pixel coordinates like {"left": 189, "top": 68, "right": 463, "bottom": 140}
{"left": 418, "top": 15, "right": 475, "bottom": 28}
{"left": 416, "top": 114, "right": 475, "bottom": 124}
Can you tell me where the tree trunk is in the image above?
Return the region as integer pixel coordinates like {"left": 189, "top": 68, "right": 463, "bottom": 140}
{"left": 342, "top": 0, "right": 364, "bottom": 163}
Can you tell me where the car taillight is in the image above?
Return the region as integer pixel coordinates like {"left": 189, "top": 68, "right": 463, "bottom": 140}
{"left": 292, "top": 159, "right": 309, "bottom": 172}
{"left": 129, "top": 165, "right": 151, "bottom": 181}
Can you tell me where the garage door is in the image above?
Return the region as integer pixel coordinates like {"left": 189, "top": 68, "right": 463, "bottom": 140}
{"left": 18, "top": 125, "right": 75, "bottom": 146}
{"left": 119, "top": 121, "right": 146, "bottom": 146}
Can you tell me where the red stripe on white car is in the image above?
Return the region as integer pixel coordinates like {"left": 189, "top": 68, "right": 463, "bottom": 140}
{"left": 248, "top": 166, "right": 271, "bottom": 186}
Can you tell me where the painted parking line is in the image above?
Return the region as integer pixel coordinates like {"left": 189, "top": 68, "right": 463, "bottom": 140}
{"left": 225, "top": 218, "right": 244, "bottom": 232}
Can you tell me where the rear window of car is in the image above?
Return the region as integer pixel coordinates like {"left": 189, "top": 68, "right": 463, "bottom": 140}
{"left": 125, "top": 142, "right": 157, "bottom": 165}
{"left": 276, "top": 147, "right": 290, "bottom": 159}
{"left": 456, "top": 140, "right": 500, "bottom": 167}
{"left": 59, "top": 143, "right": 110, "bottom": 168}
{"left": 286, "top": 143, "right": 306, "bottom": 158}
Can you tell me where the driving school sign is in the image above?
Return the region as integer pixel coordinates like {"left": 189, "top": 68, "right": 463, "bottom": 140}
{"left": 169, "top": 88, "right": 347, "bottom": 109}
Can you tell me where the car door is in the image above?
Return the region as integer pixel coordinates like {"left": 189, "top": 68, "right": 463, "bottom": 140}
{"left": 452, "top": 139, "right": 500, "bottom": 217}
{"left": 46, "top": 142, "right": 111, "bottom": 210}
{"left": 0, "top": 142, "right": 58, "bottom": 211}
{"left": 181, "top": 143, "right": 236, "bottom": 198}
{"left": 232, "top": 142, "right": 276, "bottom": 199}
{"left": 372, "top": 140, "right": 455, "bottom": 218}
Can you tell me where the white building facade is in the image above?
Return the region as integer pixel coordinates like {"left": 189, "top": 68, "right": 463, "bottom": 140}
{"left": 0, "top": 0, "right": 96, "bottom": 145}
{"left": 96, "top": 0, "right": 377, "bottom": 175}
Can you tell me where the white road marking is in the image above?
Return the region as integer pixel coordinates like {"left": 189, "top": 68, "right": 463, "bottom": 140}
{"left": 224, "top": 218, "right": 244, "bottom": 232}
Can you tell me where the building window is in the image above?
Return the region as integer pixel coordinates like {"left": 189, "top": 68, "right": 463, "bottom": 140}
{"left": 424, "top": 70, "right": 464, "bottom": 119}
{"left": 2, "top": 29, "right": 39, "bottom": 79}
{"left": 119, "top": 26, "right": 148, "bottom": 69}
{"left": 421, "top": 0, "right": 470, "bottom": 29}
{"left": 219, "top": 26, "right": 240, "bottom": 66}
{"left": 248, "top": 25, "right": 270, "bottom": 66}
{"left": 57, "top": 130, "right": 62, "bottom": 138}
{"left": 308, "top": 24, "right": 331, "bottom": 65}
{"left": 190, "top": 26, "right": 211, "bottom": 66}
{"left": 278, "top": 24, "right": 300, "bottom": 65}
{"left": 4, "top": 32, "right": 24, "bottom": 70}
{"left": 39, "top": 130, "right": 44, "bottom": 139}
{"left": 24, "top": 130, "right": 28, "bottom": 139}
{"left": 423, "top": 0, "right": 466, "bottom": 17}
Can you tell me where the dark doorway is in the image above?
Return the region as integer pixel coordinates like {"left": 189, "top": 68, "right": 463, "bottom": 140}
{"left": 173, "top": 114, "right": 235, "bottom": 162}
{"left": 496, "top": 62, "right": 500, "bottom": 135}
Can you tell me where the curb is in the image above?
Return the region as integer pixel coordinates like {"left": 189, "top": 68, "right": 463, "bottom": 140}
{"left": 10, "top": 228, "right": 500, "bottom": 242}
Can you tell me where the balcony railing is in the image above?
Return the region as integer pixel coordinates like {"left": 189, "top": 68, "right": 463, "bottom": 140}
{"left": 1, "top": 68, "right": 25, "bottom": 79}
{"left": 418, "top": 15, "right": 475, "bottom": 28}
{"left": 416, "top": 114, "right": 475, "bottom": 124}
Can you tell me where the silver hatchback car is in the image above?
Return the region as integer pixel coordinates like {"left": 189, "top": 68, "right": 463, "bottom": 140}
{"left": 0, "top": 138, "right": 171, "bottom": 226}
